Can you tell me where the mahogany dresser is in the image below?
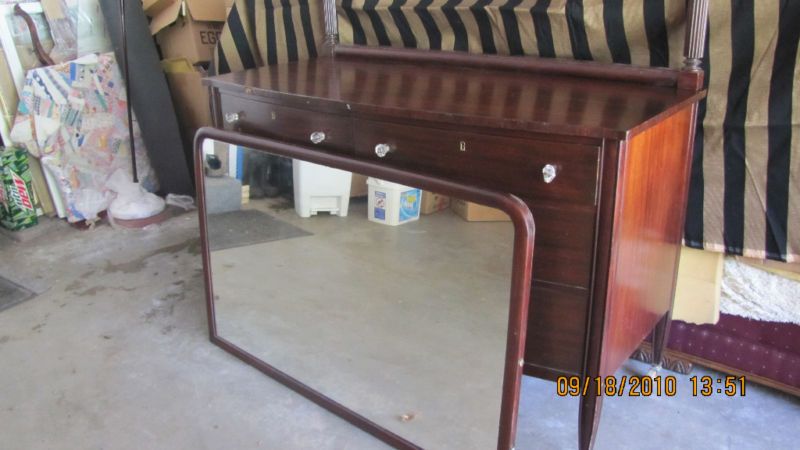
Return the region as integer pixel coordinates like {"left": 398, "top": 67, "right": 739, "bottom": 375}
{"left": 202, "top": 8, "right": 707, "bottom": 446}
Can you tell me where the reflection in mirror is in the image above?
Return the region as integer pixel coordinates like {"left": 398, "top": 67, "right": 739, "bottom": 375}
{"left": 202, "top": 143, "right": 516, "bottom": 449}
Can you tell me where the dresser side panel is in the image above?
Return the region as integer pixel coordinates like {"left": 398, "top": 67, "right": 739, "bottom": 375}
{"left": 601, "top": 106, "right": 695, "bottom": 374}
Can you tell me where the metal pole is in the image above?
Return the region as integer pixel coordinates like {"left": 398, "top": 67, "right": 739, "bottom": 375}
{"left": 119, "top": 0, "right": 138, "bottom": 182}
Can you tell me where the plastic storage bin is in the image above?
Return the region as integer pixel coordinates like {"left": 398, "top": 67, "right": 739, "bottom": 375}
{"left": 293, "top": 160, "right": 352, "bottom": 217}
{"left": 367, "top": 178, "right": 421, "bottom": 226}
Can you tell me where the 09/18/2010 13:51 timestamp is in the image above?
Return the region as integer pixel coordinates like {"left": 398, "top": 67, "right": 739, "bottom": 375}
{"left": 556, "top": 375, "right": 747, "bottom": 397}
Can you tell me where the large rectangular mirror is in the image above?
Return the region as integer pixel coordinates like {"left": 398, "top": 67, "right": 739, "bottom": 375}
{"left": 195, "top": 129, "right": 534, "bottom": 450}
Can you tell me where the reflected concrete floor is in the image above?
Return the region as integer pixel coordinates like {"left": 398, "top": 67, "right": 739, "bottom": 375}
{"left": 0, "top": 207, "right": 797, "bottom": 450}
{"left": 210, "top": 201, "right": 513, "bottom": 449}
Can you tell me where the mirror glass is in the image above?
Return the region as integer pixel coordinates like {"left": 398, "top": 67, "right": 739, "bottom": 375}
{"left": 202, "top": 144, "right": 517, "bottom": 449}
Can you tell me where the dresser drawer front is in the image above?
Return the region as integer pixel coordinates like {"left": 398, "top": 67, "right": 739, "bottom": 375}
{"left": 219, "top": 94, "right": 353, "bottom": 152}
{"left": 353, "top": 119, "right": 600, "bottom": 205}
{"left": 528, "top": 202, "right": 596, "bottom": 288}
{"left": 525, "top": 282, "right": 589, "bottom": 375}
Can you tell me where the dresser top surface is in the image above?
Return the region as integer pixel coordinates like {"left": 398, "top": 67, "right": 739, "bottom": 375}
{"left": 206, "top": 54, "right": 702, "bottom": 140}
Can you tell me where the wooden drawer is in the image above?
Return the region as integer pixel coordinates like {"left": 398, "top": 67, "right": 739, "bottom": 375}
{"left": 524, "top": 282, "right": 590, "bottom": 375}
{"left": 527, "top": 202, "right": 596, "bottom": 288}
{"left": 353, "top": 119, "right": 600, "bottom": 205}
{"left": 219, "top": 94, "right": 353, "bottom": 152}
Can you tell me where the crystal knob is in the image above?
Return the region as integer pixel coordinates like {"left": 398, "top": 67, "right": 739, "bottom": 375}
{"left": 374, "top": 143, "right": 393, "bottom": 158}
{"left": 310, "top": 131, "right": 326, "bottom": 144}
{"left": 542, "top": 164, "right": 558, "bottom": 183}
{"left": 224, "top": 112, "right": 240, "bottom": 124}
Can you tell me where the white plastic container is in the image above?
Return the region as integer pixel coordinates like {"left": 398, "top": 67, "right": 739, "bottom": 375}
{"left": 367, "top": 178, "right": 421, "bottom": 226}
{"left": 293, "top": 160, "right": 352, "bottom": 217}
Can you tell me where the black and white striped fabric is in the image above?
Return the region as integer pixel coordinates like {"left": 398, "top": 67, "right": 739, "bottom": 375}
{"left": 214, "top": 0, "right": 325, "bottom": 73}
{"left": 215, "top": 0, "right": 800, "bottom": 263}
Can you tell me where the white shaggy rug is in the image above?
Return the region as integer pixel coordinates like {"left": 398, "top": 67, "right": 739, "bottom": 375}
{"left": 720, "top": 258, "right": 800, "bottom": 325}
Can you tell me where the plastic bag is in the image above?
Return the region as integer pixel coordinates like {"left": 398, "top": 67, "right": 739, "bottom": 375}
{"left": 73, "top": 188, "right": 113, "bottom": 224}
{"left": 106, "top": 169, "right": 165, "bottom": 220}
{"left": 166, "top": 194, "right": 195, "bottom": 210}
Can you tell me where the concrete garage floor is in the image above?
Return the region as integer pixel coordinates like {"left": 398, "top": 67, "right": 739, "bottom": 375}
{"left": 0, "top": 211, "right": 798, "bottom": 450}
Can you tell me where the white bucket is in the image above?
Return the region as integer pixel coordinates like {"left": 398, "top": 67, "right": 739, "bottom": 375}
{"left": 367, "top": 178, "right": 421, "bottom": 226}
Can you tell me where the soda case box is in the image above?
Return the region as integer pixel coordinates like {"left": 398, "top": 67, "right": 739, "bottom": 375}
{"left": 0, "top": 147, "right": 38, "bottom": 231}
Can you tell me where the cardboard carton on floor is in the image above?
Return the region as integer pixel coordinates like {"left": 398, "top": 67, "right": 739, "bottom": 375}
{"left": 161, "top": 58, "right": 211, "bottom": 145}
{"left": 350, "top": 173, "right": 368, "bottom": 197}
{"left": 451, "top": 199, "right": 510, "bottom": 222}
{"left": 144, "top": 0, "right": 226, "bottom": 63}
{"left": 420, "top": 191, "right": 449, "bottom": 214}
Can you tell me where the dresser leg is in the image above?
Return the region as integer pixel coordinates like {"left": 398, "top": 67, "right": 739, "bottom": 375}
{"left": 578, "top": 385, "right": 603, "bottom": 450}
{"left": 651, "top": 311, "right": 672, "bottom": 367}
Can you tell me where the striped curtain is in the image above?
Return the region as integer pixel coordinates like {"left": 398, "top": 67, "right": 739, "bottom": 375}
{"left": 215, "top": 0, "right": 800, "bottom": 263}
{"left": 214, "top": 0, "right": 326, "bottom": 73}
{"left": 337, "top": 0, "right": 686, "bottom": 67}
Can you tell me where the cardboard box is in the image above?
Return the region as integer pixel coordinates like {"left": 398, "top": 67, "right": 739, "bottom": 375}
{"left": 350, "top": 174, "right": 368, "bottom": 197}
{"left": 420, "top": 191, "right": 449, "bottom": 214}
{"left": 451, "top": 199, "right": 510, "bottom": 222}
{"left": 145, "top": 0, "right": 226, "bottom": 63}
{"left": 161, "top": 58, "right": 211, "bottom": 145}
{"left": 672, "top": 248, "right": 722, "bottom": 325}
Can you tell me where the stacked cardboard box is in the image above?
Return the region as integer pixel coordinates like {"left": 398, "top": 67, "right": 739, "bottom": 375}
{"left": 145, "top": 0, "right": 225, "bottom": 61}
{"left": 144, "top": 0, "right": 227, "bottom": 145}
{"left": 160, "top": 58, "right": 211, "bottom": 139}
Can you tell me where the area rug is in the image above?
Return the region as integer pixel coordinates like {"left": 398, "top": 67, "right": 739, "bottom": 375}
{"left": 0, "top": 276, "right": 35, "bottom": 312}
{"left": 207, "top": 209, "right": 311, "bottom": 252}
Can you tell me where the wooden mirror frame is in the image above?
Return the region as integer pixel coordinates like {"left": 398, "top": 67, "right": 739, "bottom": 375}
{"left": 194, "top": 126, "right": 536, "bottom": 450}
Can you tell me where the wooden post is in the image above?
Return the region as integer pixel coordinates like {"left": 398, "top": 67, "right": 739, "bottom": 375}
{"left": 683, "top": 0, "right": 709, "bottom": 71}
{"left": 323, "top": 0, "right": 338, "bottom": 55}
{"left": 649, "top": 0, "right": 711, "bottom": 380}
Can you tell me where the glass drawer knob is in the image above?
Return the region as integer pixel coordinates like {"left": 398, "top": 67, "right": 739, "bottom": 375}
{"left": 310, "top": 131, "right": 327, "bottom": 144}
{"left": 542, "top": 164, "right": 558, "bottom": 183}
{"left": 224, "top": 112, "right": 240, "bottom": 124}
{"left": 374, "top": 143, "right": 393, "bottom": 158}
